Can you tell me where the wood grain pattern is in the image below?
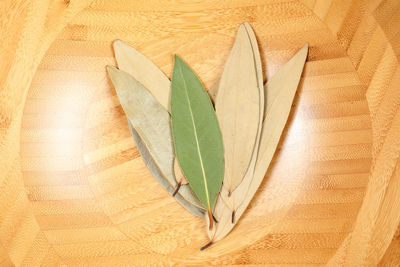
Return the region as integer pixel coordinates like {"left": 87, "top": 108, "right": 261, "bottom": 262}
{"left": 1, "top": 0, "right": 399, "bottom": 265}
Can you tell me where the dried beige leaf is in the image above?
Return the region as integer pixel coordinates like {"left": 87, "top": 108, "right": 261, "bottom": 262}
{"left": 108, "top": 67, "right": 174, "bottom": 183}
{"left": 114, "top": 39, "right": 219, "bottom": 107}
{"left": 207, "top": 44, "right": 308, "bottom": 242}
{"left": 219, "top": 22, "right": 265, "bottom": 220}
{"left": 114, "top": 39, "right": 218, "bottom": 104}
{"left": 215, "top": 23, "right": 260, "bottom": 197}
{"left": 113, "top": 39, "right": 170, "bottom": 111}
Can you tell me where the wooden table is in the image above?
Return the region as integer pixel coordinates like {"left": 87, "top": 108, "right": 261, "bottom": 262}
{"left": 1, "top": 0, "right": 400, "bottom": 265}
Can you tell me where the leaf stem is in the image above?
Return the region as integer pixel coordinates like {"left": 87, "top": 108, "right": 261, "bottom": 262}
{"left": 172, "top": 182, "right": 181, "bottom": 197}
{"left": 212, "top": 214, "right": 218, "bottom": 223}
{"left": 208, "top": 209, "right": 213, "bottom": 230}
{"left": 200, "top": 241, "right": 213, "bottom": 251}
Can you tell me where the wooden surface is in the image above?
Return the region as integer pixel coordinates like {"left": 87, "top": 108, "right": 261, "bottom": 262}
{"left": 1, "top": 0, "right": 400, "bottom": 265}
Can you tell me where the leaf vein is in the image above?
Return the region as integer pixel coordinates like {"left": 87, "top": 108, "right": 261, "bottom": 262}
{"left": 178, "top": 60, "right": 211, "bottom": 211}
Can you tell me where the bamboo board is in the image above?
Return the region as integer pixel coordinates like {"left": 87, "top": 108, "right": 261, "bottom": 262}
{"left": 1, "top": 0, "right": 400, "bottom": 265}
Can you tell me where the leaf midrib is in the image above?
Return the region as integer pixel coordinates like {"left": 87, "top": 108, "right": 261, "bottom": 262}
{"left": 178, "top": 60, "right": 211, "bottom": 211}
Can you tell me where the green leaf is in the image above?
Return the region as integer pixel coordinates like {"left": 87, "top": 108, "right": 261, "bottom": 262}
{"left": 170, "top": 55, "right": 224, "bottom": 230}
{"left": 106, "top": 66, "right": 205, "bottom": 216}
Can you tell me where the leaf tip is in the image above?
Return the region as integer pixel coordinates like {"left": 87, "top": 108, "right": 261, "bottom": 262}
{"left": 173, "top": 54, "right": 183, "bottom": 65}
{"left": 237, "top": 23, "right": 247, "bottom": 34}
{"left": 106, "top": 65, "right": 117, "bottom": 76}
{"left": 112, "top": 40, "right": 127, "bottom": 61}
{"left": 301, "top": 43, "right": 309, "bottom": 55}
{"left": 112, "top": 39, "right": 123, "bottom": 48}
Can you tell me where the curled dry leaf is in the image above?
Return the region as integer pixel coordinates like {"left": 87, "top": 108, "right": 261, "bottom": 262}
{"left": 215, "top": 23, "right": 260, "bottom": 198}
{"left": 207, "top": 44, "right": 308, "bottom": 242}
{"left": 171, "top": 55, "right": 224, "bottom": 230}
{"left": 107, "top": 66, "right": 205, "bottom": 216}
